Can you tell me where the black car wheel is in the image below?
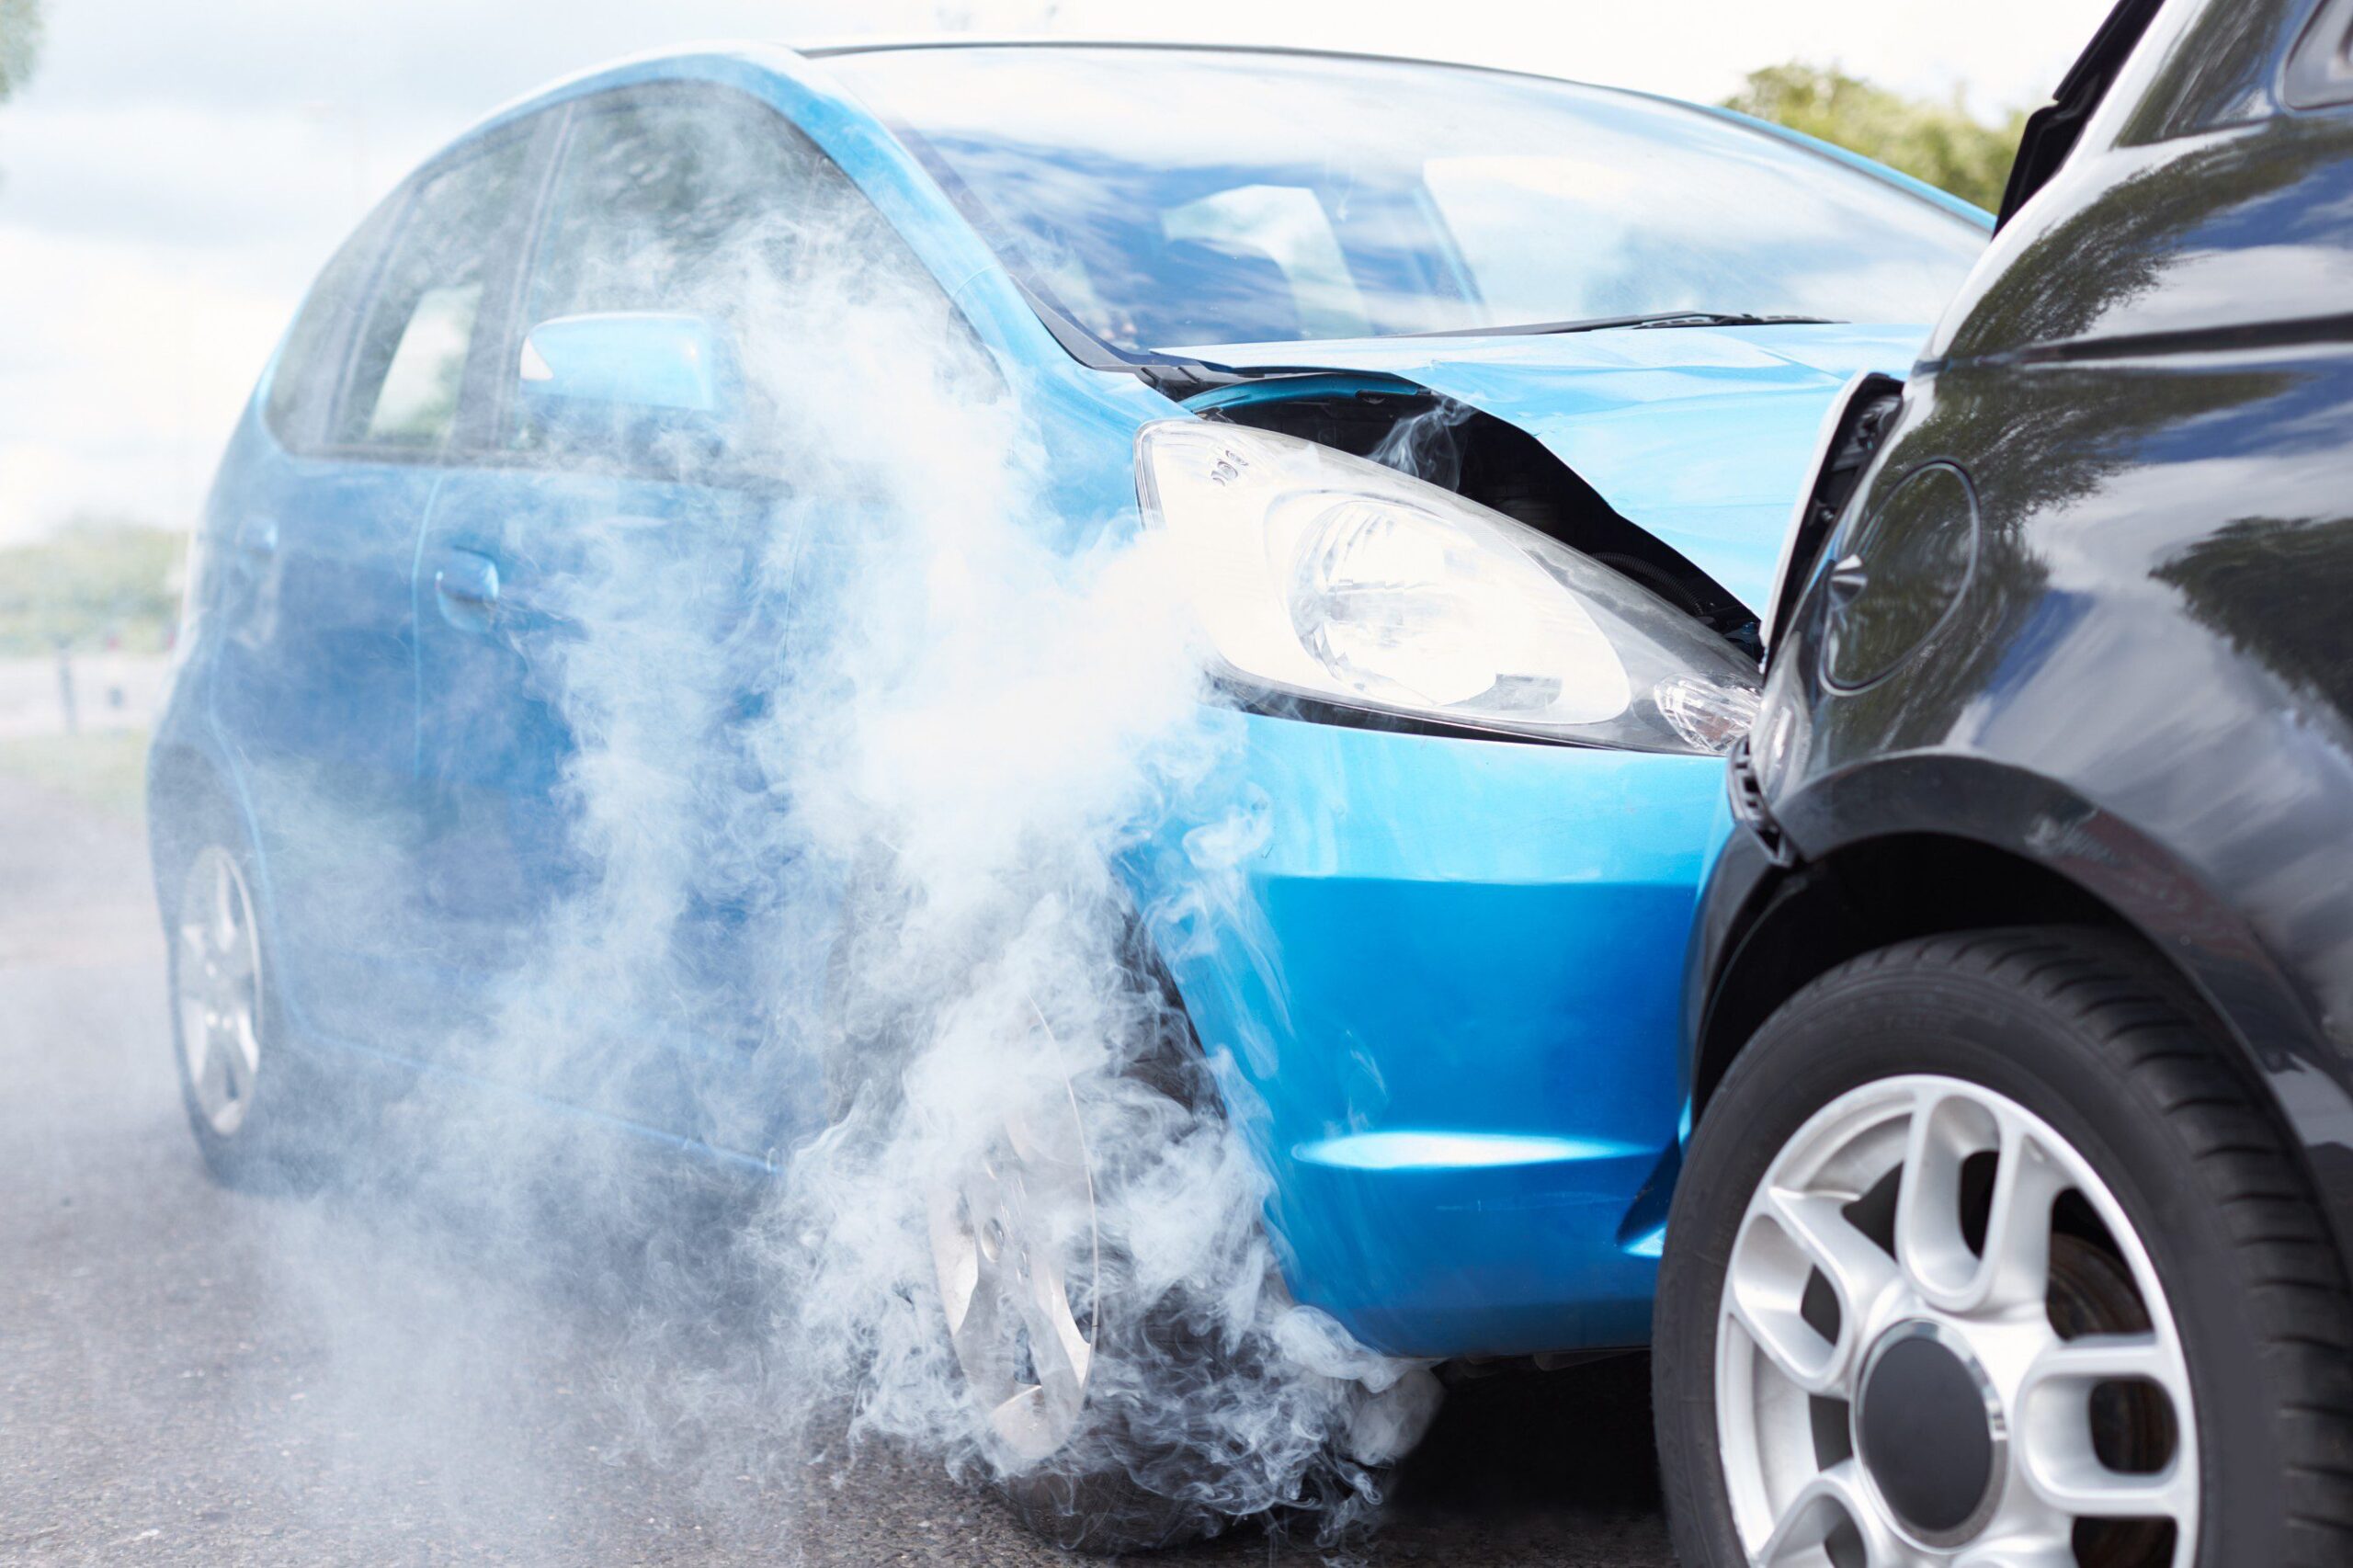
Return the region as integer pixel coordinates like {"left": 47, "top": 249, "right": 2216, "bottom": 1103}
{"left": 163, "top": 804, "right": 350, "bottom": 1192}
{"left": 924, "top": 1055, "right": 1225, "bottom": 1554}
{"left": 824, "top": 884, "right": 1232, "bottom": 1554}
{"left": 1657, "top": 928, "right": 2353, "bottom": 1567}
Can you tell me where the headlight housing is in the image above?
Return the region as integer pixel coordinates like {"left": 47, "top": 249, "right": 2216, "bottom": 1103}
{"left": 1135, "top": 420, "right": 1760, "bottom": 755}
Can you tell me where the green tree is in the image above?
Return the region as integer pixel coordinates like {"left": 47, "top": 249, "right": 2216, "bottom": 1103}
{"left": 1725, "top": 62, "right": 2028, "bottom": 213}
{"left": 0, "top": 517, "right": 185, "bottom": 654}
{"left": 0, "top": 0, "right": 41, "bottom": 105}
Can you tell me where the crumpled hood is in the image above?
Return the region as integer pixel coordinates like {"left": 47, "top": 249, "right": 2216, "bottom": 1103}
{"left": 1188, "top": 323, "right": 1928, "bottom": 612}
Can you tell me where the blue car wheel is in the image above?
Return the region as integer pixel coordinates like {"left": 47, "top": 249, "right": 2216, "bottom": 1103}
{"left": 926, "top": 1070, "right": 1221, "bottom": 1552}
{"left": 163, "top": 802, "right": 354, "bottom": 1193}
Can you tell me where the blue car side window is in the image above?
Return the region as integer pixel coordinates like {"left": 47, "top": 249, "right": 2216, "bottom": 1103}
{"left": 334, "top": 133, "right": 540, "bottom": 454}
{"left": 507, "top": 82, "right": 1002, "bottom": 471}
{"left": 264, "top": 195, "right": 404, "bottom": 454}
{"left": 508, "top": 85, "right": 1001, "bottom": 471}
{"left": 520, "top": 97, "right": 788, "bottom": 346}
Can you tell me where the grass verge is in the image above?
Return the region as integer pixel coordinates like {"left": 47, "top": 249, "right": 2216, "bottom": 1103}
{"left": 0, "top": 728, "right": 149, "bottom": 822}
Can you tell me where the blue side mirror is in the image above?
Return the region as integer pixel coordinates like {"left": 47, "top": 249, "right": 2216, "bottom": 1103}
{"left": 516, "top": 312, "right": 743, "bottom": 467}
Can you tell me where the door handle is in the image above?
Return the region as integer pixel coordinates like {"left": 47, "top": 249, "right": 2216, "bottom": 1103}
{"left": 432, "top": 550, "right": 502, "bottom": 631}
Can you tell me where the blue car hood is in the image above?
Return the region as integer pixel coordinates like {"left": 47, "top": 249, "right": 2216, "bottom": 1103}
{"left": 1187, "top": 323, "right": 1927, "bottom": 612}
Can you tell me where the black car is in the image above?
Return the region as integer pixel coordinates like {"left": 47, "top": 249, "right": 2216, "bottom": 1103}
{"left": 1662, "top": 2, "right": 2353, "bottom": 1564}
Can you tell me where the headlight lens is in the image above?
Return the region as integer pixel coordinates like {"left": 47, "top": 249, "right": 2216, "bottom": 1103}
{"left": 1136, "top": 420, "right": 1760, "bottom": 754}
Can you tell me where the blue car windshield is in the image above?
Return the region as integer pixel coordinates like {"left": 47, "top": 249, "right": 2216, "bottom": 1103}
{"left": 824, "top": 45, "right": 1989, "bottom": 353}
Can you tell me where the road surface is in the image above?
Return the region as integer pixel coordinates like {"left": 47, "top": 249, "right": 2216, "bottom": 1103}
{"left": 0, "top": 653, "right": 167, "bottom": 741}
{"left": 0, "top": 769, "right": 1677, "bottom": 1567}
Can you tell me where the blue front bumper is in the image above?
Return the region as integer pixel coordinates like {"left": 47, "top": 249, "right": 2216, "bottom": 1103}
{"left": 1135, "top": 708, "right": 1721, "bottom": 1358}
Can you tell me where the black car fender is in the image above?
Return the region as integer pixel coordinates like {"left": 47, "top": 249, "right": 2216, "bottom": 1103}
{"left": 1689, "top": 750, "right": 2353, "bottom": 1259}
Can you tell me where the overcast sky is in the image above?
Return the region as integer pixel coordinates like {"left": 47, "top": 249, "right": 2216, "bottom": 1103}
{"left": 0, "top": 0, "right": 2113, "bottom": 543}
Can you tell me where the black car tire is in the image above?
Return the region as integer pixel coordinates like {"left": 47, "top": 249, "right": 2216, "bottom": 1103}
{"left": 1657, "top": 927, "right": 2353, "bottom": 1567}
{"left": 822, "top": 880, "right": 1232, "bottom": 1555}
{"left": 162, "top": 799, "right": 352, "bottom": 1194}
{"left": 989, "top": 1308, "right": 1227, "bottom": 1556}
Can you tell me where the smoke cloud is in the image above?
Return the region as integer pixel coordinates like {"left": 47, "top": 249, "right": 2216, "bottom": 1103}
{"left": 177, "top": 99, "right": 1438, "bottom": 1560}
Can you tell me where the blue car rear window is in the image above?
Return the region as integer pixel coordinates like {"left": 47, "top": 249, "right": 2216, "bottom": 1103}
{"left": 824, "top": 45, "right": 1988, "bottom": 353}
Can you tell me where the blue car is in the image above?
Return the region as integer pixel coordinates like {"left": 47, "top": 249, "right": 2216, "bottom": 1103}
{"left": 148, "top": 40, "right": 1986, "bottom": 1549}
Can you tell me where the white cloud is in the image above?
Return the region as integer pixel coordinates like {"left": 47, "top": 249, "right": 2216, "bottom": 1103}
{"left": 0, "top": 222, "right": 290, "bottom": 530}
{"left": 0, "top": 0, "right": 2112, "bottom": 542}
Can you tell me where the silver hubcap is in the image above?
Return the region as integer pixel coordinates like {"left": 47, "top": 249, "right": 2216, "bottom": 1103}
{"left": 175, "top": 846, "right": 263, "bottom": 1137}
{"left": 928, "top": 1076, "right": 1099, "bottom": 1467}
{"left": 1718, "top": 1074, "right": 2199, "bottom": 1567}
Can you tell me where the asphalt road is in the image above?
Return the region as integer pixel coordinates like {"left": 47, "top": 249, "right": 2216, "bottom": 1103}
{"left": 0, "top": 770, "right": 1677, "bottom": 1568}
{"left": 0, "top": 653, "right": 165, "bottom": 741}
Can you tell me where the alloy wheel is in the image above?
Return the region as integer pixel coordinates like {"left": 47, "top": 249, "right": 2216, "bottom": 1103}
{"left": 928, "top": 1074, "right": 1101, "bottom": 1467}
{"left": 175, "top": 846, "right": 265, "bottom": 1138}
{"left": 1716, "top": 1074, "right": 2197, "bottom": 1567}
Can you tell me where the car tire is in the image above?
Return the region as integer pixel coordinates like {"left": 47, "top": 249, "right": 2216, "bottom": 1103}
{"left": 1657, "top": 927, "right": 2353, "bottom": 1568}
{"left": 163, "top": 801, "right": 351, "bottom": 1193}
{"left": 822, "top": 879, "right": 1243, "bottom": 1554}
{"left": 838, "top": 1050, "right": 1228, "bottom": 1553}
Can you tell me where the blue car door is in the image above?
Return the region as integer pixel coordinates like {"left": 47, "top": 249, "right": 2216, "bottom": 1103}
{"left": 409, "top": 85, "right": 815, "bottom": 1154}
{"left": 209, "top": 125, "right": 545, "bottom": 1055}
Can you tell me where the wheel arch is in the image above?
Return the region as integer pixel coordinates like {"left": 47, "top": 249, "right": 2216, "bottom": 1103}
{"left": 1695, "top": 829, "right": 2113, "bottom": 1108}
{"left": 144, "top": 740, "right": 244, "bottom": 904}
{"left": 1694, "top": 754, "right": 2353, "bottom": 1261}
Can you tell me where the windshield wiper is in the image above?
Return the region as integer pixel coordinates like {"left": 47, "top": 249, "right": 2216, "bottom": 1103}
{"left": 1011, "top": 278, "right": 1344, "bottom": 399}
{"left": 1404, "top": 311, "right": 1844, "bottom": 338}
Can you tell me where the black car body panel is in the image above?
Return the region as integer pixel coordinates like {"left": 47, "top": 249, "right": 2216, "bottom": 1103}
{"left": 1688, "top": 0, "right": 2353, "bottom": 1262}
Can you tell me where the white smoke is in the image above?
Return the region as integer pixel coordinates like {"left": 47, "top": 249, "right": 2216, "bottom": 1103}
{"left": 201, "top": 104, "right": 1440, "bottom": 1557}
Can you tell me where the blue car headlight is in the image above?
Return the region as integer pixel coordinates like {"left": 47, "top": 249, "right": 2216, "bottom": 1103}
{"left": 1136, "top": 420, "right": 1760, "bottom": 755}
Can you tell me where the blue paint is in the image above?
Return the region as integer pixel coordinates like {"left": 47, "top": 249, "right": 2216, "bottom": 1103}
{"left": 518, "top": 312, "right": 736, "bottom": 415}
{"left": 1293, "top": 1132, "right": 1650, "bottom": 1171}
{"left": 156, "top": 41, "right": 1975, "bottom": 1363}
{"left": 1621, "top": 1226, "right": 1668, "bottom": 1260}
{"left": 1127, "top": 711, "right": 1719, "bottom": 1353}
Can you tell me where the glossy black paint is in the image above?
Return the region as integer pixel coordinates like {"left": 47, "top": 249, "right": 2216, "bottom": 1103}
{"left": 1688, "top": 0, "right": 2353, "bottom": 1257}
